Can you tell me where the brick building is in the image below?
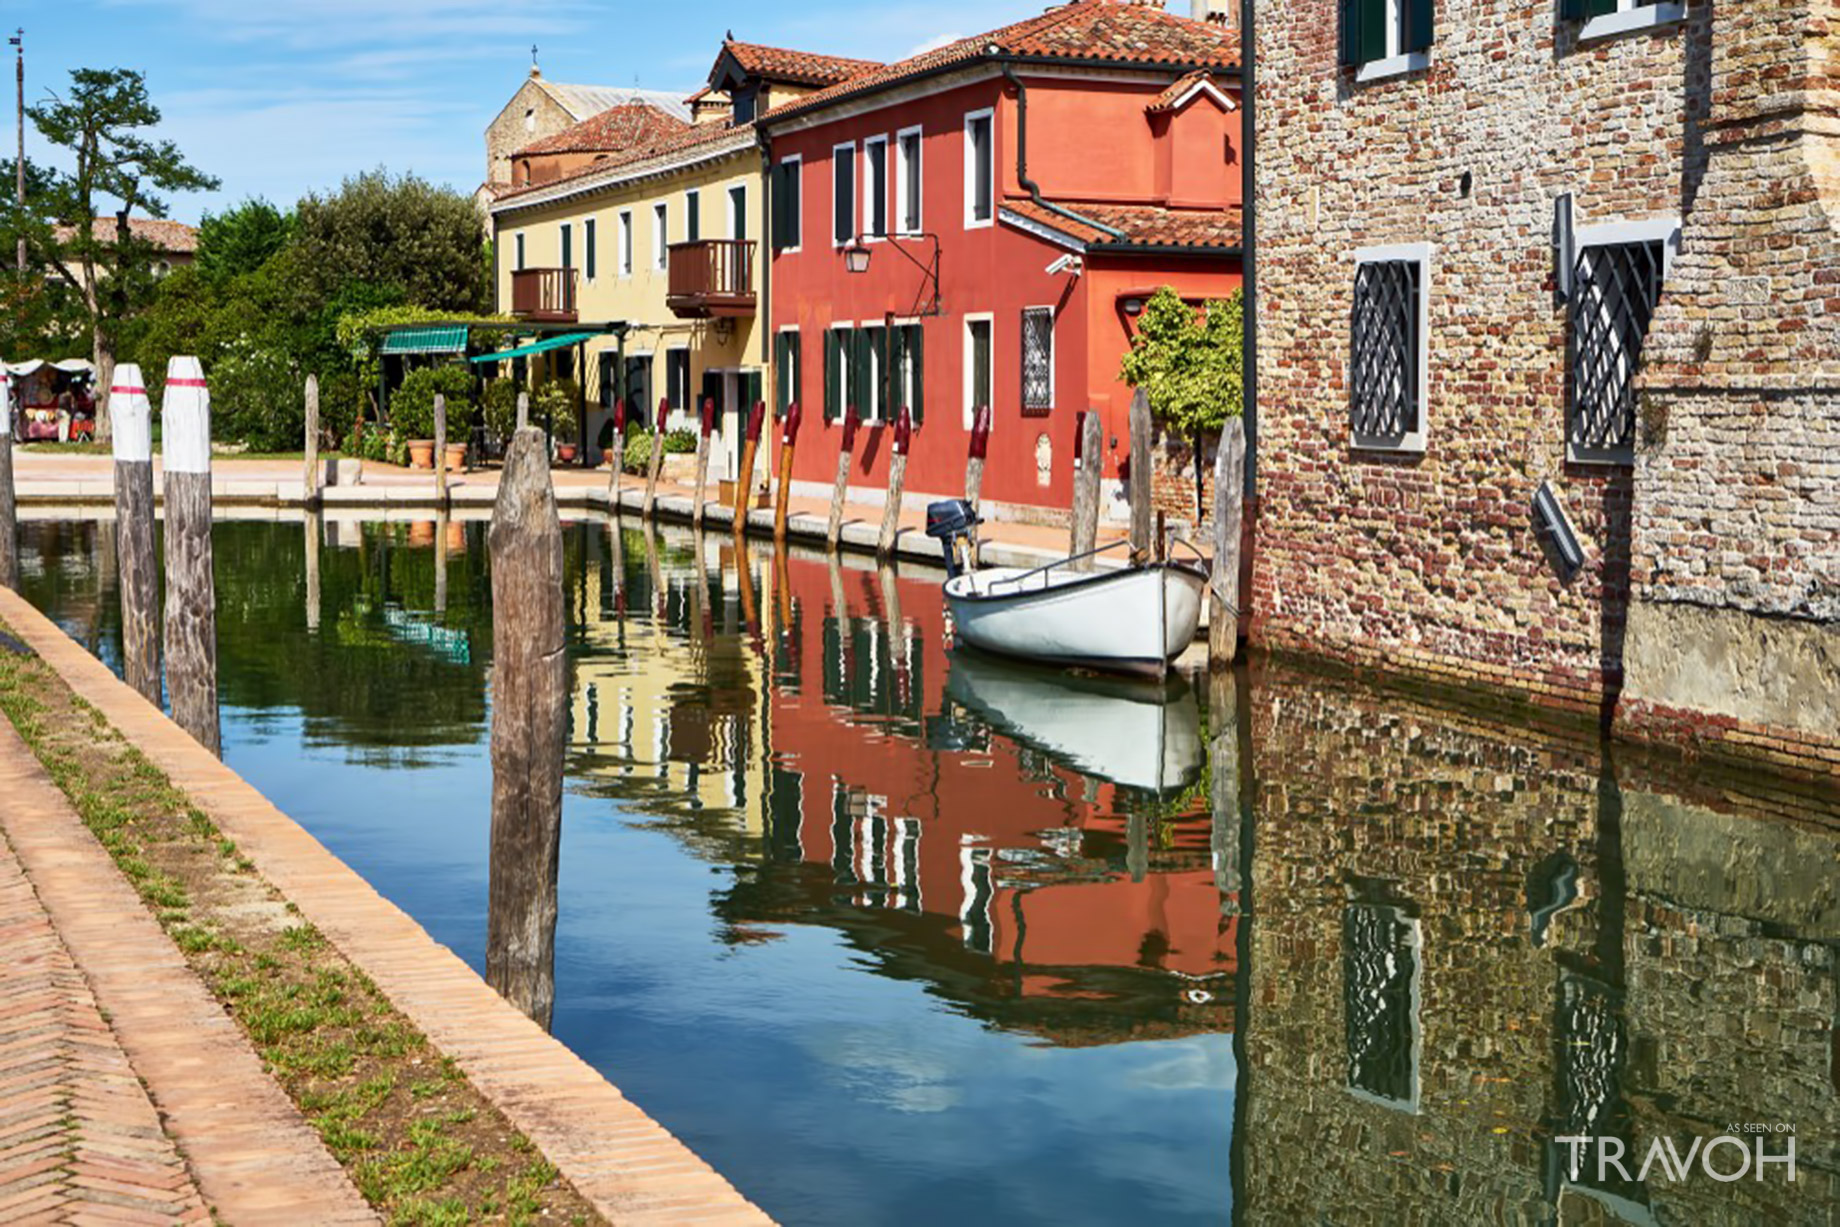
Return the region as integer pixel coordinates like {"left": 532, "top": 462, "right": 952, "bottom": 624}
{"left": 1249, "top": 0, "right": 1838, "bottom": 775}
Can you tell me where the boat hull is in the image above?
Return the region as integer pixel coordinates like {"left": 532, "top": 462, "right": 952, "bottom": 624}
{"left": 943, "top": 562, "right": 1206, "bottom": 676}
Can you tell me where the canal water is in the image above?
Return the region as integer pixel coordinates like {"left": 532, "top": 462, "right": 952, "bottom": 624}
{"left": 13, "top": 516, "right": 1840, "bottom": 1226}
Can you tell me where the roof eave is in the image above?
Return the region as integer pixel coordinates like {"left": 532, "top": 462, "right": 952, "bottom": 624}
{"left": 1086, "top": 242, "right": 1244, "bottom": 258}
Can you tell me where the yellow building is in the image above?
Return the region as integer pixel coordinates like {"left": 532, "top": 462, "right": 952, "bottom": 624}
{"left": 486, "top": 40, "right": 882, "bottom": 477}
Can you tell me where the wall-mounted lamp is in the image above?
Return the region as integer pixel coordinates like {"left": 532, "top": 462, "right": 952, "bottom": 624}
{"left": 1122, "top": 297, "right": 1145, "bottom": 316}
{"left": 842, "top": 231, "right": 942, "bottom": 316}
{"left": 841, "top": 240, "right": 872, "bottom": 274}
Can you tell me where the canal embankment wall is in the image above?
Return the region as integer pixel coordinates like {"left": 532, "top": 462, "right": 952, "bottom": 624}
{"left": 0, "top": 583, "right": 775, "bottom": 1227}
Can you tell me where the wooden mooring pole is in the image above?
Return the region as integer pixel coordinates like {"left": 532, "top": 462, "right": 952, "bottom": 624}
{"left": 304, "top": 510, "right": 322, "bottom": 634}
{"left": 161, "top": 356, "right": 220, "bottom": 756}
{"left": 877, "top": 407, "right": 912, "bottom": 560}
{"left": 773, "top": 401, "right": 801, "bottom": 546}
{"left": 1128, "top": 388, "right": 1153, "bottom": 562}
{"left": 110, "top": 364, "right": 160, "bottom": 704}
{"left": 433, "top": 393, "right": 449, "bottom": 507}
{"left": 0, "top": 372, "right": 14, "bottom": 591}
{"left": 691, "top": 396, "right": 714, "bottom": 530}
{"left": 642, "top": 396, "right": 667, "bottom": 519}
{"left": 826, "top": 410, "right": 857, "bottom": 551}
{"left": 485, "top": 426, "right": 566, "bottom": 1030}
{"left": 605, "top": 398, "right": 627, "bottom": 509}
{"left": 965, "top": 403, "right": 991, "bottom": 510}
{"left": 302, "top": 374, "right": 321, "bottom": 506}
{"left": 1210, "top": 415, "right": 1247, "bottom": 668}
{"left": 732, "top": 400, "right": 765, "bottom": 535}
{"left": 1070, "top": 409, "right": 1102, "bottom": 572}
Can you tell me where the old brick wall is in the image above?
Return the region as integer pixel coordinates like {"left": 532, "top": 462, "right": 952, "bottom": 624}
{"left": 1620, "top": 0, "right": 1840, "bottom": 774}
{"left": 1250, "top": 3, "right": 1707, "bottom": 715}
{"left": 485, "top": 78, "right": 579, "bottom": 188}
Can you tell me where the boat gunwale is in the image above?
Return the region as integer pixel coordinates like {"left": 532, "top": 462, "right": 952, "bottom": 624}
{"left": 943, "top": 559, "right": 1209, "bottom": 606}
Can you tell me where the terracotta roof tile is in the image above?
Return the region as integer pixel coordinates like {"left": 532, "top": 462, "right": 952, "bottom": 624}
{"left": 494, "top": 121, "right": 758, "bottom": 208}
{"left": 761, "top": 0, "right": 1239, "bottom": 127}
{"left": 1003, "top": 197, "right": 1241, "bottom": 250}
{"left": 721, "top": 41, "right": 883, "bottom": 87}
{"left": 514, "top": 102, "right": 691, "bottom": 157}
{"left": 1146, "top": 68, "right": 1228, "bottom": 113}
{"left": 53, "top": 217, "right": 198, "bottom": 253}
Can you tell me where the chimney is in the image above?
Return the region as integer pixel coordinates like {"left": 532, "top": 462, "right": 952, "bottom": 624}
{"left": 1189, "top": 0, "right": 1232, "bottom": 22}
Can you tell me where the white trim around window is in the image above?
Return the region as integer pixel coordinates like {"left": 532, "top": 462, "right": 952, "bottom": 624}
{"left": 895, "top": 124, "right": 923, "bottom": 236}
{"left": 862, "top": 133, "right": 889, "bottom": 241}
{"left": 1349, "top": 241, "right": 1432, "bottom": 454}
{"left": 1021, "top": 305, "right": 1055, "bottom": 415}
{"left": 1355, "top": 50, "right": 1430, "bottom": 83}
{"left": 1581, "top": 2, "right": 1686, "bottom": 43}
{"left": 1575, "top": 216, "right": 1682, "bottom": 271}
{"left": 963, "top": 107, "right": 995, "bottom": 230}
{"left": 652, "top": 202, "right": 668, "bottom": 270}
{"left": 832, "top": 140, "right": 857, "bottom": 247}
{"left": 617, "top": 209, "right": 633, "bottom": 277}
{"left": 777, "top": 154, "right": 802, "bottom": 255}
{"left": 962, "top": 312, "right": 994, "bottom": 431}
{"left": 728, "top": 181, "right": 748, "bottom": 242}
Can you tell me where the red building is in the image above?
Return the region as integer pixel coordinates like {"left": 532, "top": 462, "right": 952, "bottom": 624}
{"left": 757, "top": 0, "right": 1242, "bottom": 522}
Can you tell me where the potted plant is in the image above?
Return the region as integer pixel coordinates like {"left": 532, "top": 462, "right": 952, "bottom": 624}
{"left": 534, "top": 381, "right": 579, "bottom": 463}
{"left": 482, "top": 378, "right": 519, "bottom": 455}
{"left": 390, "top": 365, "right": 476, "bottom": 470}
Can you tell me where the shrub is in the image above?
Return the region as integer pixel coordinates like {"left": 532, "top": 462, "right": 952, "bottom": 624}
{"left": 481, "top": 378, "right": 519, "bottom": 440}
{"left": 663, "top": 428, "right": 696, "bottom": 454}
{"left": 622, "top": 432, "right": 651, "bottom": 475}
{"left": 211, "top": 343, "right": 303, "bottom": 453}
{"left": 389, "top": 364, "right": 474, "bottom": 441}
{"left": 532, "top": 380, "right": 578, "bottom": 440}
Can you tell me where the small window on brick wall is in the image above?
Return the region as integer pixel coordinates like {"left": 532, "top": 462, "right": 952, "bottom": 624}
{"left": 1569, "top": 237, "right": 1665, "bottom": 462}
{"left": 1020, "top": 307, "right": 1053, "bottom": 416}
{"left": 1349, "top": 243, "right": 1429, "bottom": 452}
{"left": 1562, "top": 0, "right": 1686, "bottom": 42}
{"left": 1341, "top": 0, "right": 1433, "bottom": 74}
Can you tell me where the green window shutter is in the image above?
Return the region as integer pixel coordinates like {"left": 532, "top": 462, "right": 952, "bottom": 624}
{"left": 1405, "top": 0, "right": 1434, "bottom": 52}
{"left": 770, "top": 164, "right": 783, "bottom": 251}
{"left": 908, "top": 325, "right": 925, "bottom": 425}
{"left": 1340, "top": 0, "right": 1361, "bottom": 66}
{"left": 889, "top": 327, "right": 906, "bottom": 419}
{"left": 853, "top": 329, "right": 873, "bottom": 420}
{"left": 775, "top": 333, "right": 789, "bottom": 415}
{"left": 824, "top": 330, "right": 840, "bottom": 420}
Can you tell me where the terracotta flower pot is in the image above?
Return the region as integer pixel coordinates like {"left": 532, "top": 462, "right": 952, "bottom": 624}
{"left": 443, "top": 443, "right": 467, "bottom": 472}
{"left": 407, "top": 439, "right": 435, "bottom": 469}
{"left": 556, "top": 443, "right": 578, "bottom": 463}
{"left": 445, "top": 520, "right": 466, "bottom": 552}
{"left": 407, "top": 520, "right": 436, "bottom": 547}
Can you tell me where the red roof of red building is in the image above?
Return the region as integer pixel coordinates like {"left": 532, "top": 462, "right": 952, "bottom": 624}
{"left": 1004, "top": 197, "right": 1241, "bottom": 251}
{"left": 1145, "top": 68, "right": 1234, "bottom": 114}
{"left": 720, "top": 40, "right": 883, "bottom": 88}
{"left": 514, "top": 101, "right": 691, "bottom": 158}
{"left": 761, "top": 0, "right": 1239, "bottom": 126}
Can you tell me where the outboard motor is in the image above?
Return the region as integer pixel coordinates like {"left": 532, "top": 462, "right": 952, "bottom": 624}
{"left": 924, "top": 499, "right": 981, "bottom": 578}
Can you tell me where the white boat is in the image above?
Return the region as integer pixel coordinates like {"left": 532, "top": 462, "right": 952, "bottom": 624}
{"left": 944, "top": 653, "right": 1202, "bottom": 795}
{"left": 942, "top": 560, "right": 1208, "bottom": 676}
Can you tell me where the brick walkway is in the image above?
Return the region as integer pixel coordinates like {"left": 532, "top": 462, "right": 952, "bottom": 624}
{"left": 0, "top": 830, "right": 209, "bottom": 1225}
{"left": 0, "top": 717, "right": 375, "bottom": 1225}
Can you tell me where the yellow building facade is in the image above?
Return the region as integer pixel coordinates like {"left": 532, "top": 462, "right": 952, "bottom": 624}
{"left": 489, "top": 124, "right": 766, "bottom": 479}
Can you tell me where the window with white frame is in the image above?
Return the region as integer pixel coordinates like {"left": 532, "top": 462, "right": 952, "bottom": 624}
{"left": 858, "top": 325, "right": 886, "bottom": 423}
{"left": 1344, "top": 900, "right": 1423, "bottom": 1110}
{"left": 895, "top": 126, "right": 923, "bottom": 235}
{"left": 1021, "top": 307, "right": 1054, "bottom": 415}
{"left": 1349, "top": 242, "right": 1430, "bottom": 452}
{"left": 963, "top": 110, "right": 993, "bottom": 227}
{"left": 617, "top": 210, "right": 632, "bottom": 276}
{"left": 863, "top": 135, "right": 888, "bottom": 239}
{"left": 833, "top": 141, "right": 856, "bottom": 244}
{"left": 825, "top": 323, "right": 856, "bottom": 422}
{"left": 963, "top": 315, "right": 992, "bottom": 430}
{"left": 653, "top": 203, "right": 668, "bottom": 270}
{"left": 685, "top": 189, "right": 701, "bottom": 243}
{"left": 959, "top": 845, "right": 994, "bottom": 954}
{"left": 1341, "top": 0, "right": 1433, "bottom": 78}
{"left": 1568, "top": 219, "right": 1676, "bottom": 461}
{"left": 773, "top": 155, "right": 802, "bottom": 252}
{"left": 1565, "top": 0, "right": 1686, "bottom": 41}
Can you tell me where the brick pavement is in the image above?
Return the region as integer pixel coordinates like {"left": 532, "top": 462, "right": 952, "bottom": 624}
{"left": 0, "top": 717, "right": 375, "bottom": 1226}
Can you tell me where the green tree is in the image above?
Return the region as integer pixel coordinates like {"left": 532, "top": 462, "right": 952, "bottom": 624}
{"left": 196, "top": 198, "right": 293, "bottom": 281}
{"left": 1118, "top": 286, "right": 1244, "bottom": 440}
{"left": 21, "top": 68, "right": 218, "bottom": 437}
{"left": 292, "top": 170, "right": 489, "bottom": 316}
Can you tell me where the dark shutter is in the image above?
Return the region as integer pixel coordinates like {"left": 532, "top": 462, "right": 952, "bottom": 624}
{"left": 834, "top": 145, "right": 855, "bottom": 244}
{"left": 688, "top": 192, "right": 700, "bottom": 243}
{"left": 585, "top": 218, "right": 596, "bottom": 279}
{"left": 1405, "top": 0, "right": 1434, "bottom": 52}
{"left": 824, "top": 330, "right": 841, "bottom": 420}
{"left": 561, "top": 224, "right": 572, "bottom": 270}
{"left": 770, "top": 163, "right": 784, "bottom": 251}
{"left": 854, "top": 328, "right": 875, "bottom": 420}
{"left": 1342, "top": 0, "right": 1390, "bottom": 66}
{"left": 786, "top": 333, "right": 801, "bottom": 417}
{"left": 1340, "top": 0, "right": 1362, "bottom": 66}
{"left": 1563, "top": 0, "right": 1618, "bottom": 17}
{"left": 908, "top": 325, "right": 925, "bottom": 425}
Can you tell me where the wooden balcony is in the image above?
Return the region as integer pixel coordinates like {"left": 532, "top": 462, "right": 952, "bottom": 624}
{"left": 666, "top": 239, "right": 756, "bottom": 319}
{"left": 510, "top": 267, "right": 578, "bottom": 322}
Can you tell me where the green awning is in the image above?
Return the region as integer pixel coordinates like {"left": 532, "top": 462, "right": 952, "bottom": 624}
{"left": 378, "top": 325, "right": 469, "bottom": 355}
{"left": 468, "top": 330, "right": 602, "bottom": 364}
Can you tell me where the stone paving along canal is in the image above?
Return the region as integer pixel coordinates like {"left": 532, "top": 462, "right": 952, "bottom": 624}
{"left": 14, "top": 516, "right": 1840, "bottom": 1226}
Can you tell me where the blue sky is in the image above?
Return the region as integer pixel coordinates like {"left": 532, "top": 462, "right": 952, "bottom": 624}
{"left": 19, "top": 0, "right": 1083, "bottom": 224}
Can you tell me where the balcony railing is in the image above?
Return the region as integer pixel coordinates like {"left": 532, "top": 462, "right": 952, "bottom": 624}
{"left": 666, "top": 239, "right": 756, "bottom": 319}
{"left": 511, "top": 267, "right": 578, "bottom": 322}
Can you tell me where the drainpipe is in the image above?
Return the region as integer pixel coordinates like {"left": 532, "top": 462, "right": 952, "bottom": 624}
{"left": 999, "top": 60, "right": 1126, "bottom": 240}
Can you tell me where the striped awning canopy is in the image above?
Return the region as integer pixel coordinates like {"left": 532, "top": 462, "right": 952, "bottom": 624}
{"left": 379, "top": 325, "right": 469, "bottom": 356}
{"left": 467, "top": 331, "right": 602, "bottom": 363}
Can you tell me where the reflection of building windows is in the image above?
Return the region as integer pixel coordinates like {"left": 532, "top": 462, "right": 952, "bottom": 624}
{"left": 1344, "top": 898, "right": 1421, "bottom": 1109}
{"left": 768, "top": 767, "right": 803, "bottom": 863}
{"left": 1552, "top": 972, "right": 1649, "bottom": 1214}
{"left": 960, "top": 845, "right": 994, "bottom": 954}
{"left": 893, "top": 818, "right": 922, "bottom": 913}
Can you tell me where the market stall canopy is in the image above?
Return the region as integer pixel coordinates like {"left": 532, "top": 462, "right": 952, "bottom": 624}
{"left": 6, "top": 359, "right": 96, "bottom": 377}
{"left": 467, "top": 331, "right": 603, "bottom": 364}
{"left": 378, "top": 326, "right": 469, "bottom": 356}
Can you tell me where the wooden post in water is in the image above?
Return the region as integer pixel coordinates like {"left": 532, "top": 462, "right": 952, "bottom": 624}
{"left": 773, "top": 401, "right": 801, "bottom": 546}
{"left": 1128, "top": 388, "right": 1153, "bottom": 562}
{"left": 1209, "top": 669, "right": 1242, "bottom": 916}
{"left": 1070, "top": 410, "right": 1102, "bottom": 572}
{"left": 826, "top": 409, "right": 857, "bottom": 551}
{"left": 434, "top": 506, "right": 450, "bottom": 615}
{"left": 732, "top": 400, "right": 765, "bottom": 536}
{"left": 302, "top": 374, "right": 321, "bottom": 506}
{"left": 642, "top": 396, "right": 667, "bottom": 519}
{"left": 304, "top": 510, "right": 322, "bottom": 634}
{"left": 110, "top": 364, "right": 160, "bottom": 704}
{"left": 1210, "top": 415, "right": 1247, "bottom": 668}
{"left": 605, "top": 398, "right": 627, "bottom": 509}
{"left": 485, "top": 427, "right": 566, "bottom": 1030}
{"left": 691, "top": 396, "right": 714, "bottom": 530}
{"left": 161, "top": 356, "right": 220, "bottom": 756}
{"left": 433, "top": 393, "right": 448, "bottom": 507}
{"left": 965, "top": 403, "right": 991, "bottom": 510}
{"left": 0, "top": 373, "right": 15, "bottom": 591}
{"left": 877, "top": 407, "right": 912, "bottom": 559}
